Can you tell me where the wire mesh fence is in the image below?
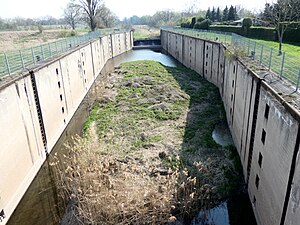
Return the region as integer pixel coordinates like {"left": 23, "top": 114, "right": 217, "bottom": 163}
{"left": 0, "top": 28, "right": 126, "bottom": 78}
{"left": 163, "top": 27, "right": 300, "bottom": 92}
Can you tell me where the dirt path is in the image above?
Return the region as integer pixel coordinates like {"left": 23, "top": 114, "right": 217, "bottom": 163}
{"left": 55, "top": 60, "right": 241, "bottom": 225}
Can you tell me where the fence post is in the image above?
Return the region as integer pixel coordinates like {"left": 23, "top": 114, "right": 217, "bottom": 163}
{"left": 268, "top": 48, "right": 273, "bottom": 70}
{"left": 296, "top": 69, "right": 300, "bottom": 92}
{"left": 41, "top": 45, "right": 45, "bottom": 60}
{"left": 280, "top": 52, "right": 285, "bottom": 79}
{"left": 55, "top": 41, "right": 58, "bottom": 54}
{"left": 260, "top": 46, "right": 264, "bottom": 65}
{"left": 247, "top": 39, "right": 250, "bottom": 55}
{"left": 19, "top": 50, "right": 25, "bottom": 69}
{"left": 48, "top": 43, "right": 51, "bottom": 57}
{"left": 253, "top": 42, "right": 256, "bottom": 60}
{"left": 31, "top": 47, "right": 36, "bottom": 64}
{"left": 4, "top": 53, "right": 11, "bottom": 76}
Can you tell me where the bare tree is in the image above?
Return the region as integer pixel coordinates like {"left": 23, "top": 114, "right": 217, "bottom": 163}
{"left": 181, "top": 0, "right": 200, "bottom": 17}
{"left": 97, "top": 5, "right": 117, "bottom": 28}
{"left": 72, "top": 0, "right": 104, "bottom": 31}
{"left": 64, "top": 3, "right": 81, "bottom": 30}
{"left": 269, "top": 0, "right": 300, "bottom": 54}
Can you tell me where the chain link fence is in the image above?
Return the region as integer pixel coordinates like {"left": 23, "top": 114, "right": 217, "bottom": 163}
{"left": 163, "top": 27, "right": 300, "bottom": 92}
{"left": 0, "top": 28, "right": 127, "bottom": 78}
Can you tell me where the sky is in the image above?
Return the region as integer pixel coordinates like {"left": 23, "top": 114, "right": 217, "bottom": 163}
{"left": 0, "top": 0, "right": 269, "bottom": 19}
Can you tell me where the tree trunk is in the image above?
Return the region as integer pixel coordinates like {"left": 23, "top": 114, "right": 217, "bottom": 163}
{"left": 279, "top": 37, "right": 283, "bottom": 55}
{"left": 277, "top": 31, "right": 283, "bottom": 56}
{"left": 90, "top": 17, "right": 96, "bottom": 31}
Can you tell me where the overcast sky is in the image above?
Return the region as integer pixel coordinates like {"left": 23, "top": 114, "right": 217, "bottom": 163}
{"left": 0, "top": 0, "right": 269, "bottom": 19}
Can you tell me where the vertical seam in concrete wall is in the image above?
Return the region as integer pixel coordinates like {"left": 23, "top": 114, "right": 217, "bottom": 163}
{"left": 210, "top": 44, "right": 214, "bottom": 80}
{"left": 182, "top": 35, "right": 184, "bottom": 66}
{"left": 243, "top": 77, "right": 254, "bottom": 163}
{"left": 246, "top": 79, "right": 261, "bottom": 183}
{"left": 194, "top": 39, "right": 196, "bottom": 70}
{"left": 231, "top": 61, "right": 238, "bottom": 123}
{"left": 110, "top": 34, "right": 114, "bottom": 58}
{"left": 221, "top": 50, "right": 226, "bottom": 97}
{"left": 29, "top": 71, "right": 48, "bottom": 155}
{"left": 217, "top": 45, "right": 220, "bottom": 85}
{"left": 90, "top": 42, "right": 96, "bottom": 79}
{"left": 202, "top": 40, "right": 206, "bottom": 78}
{"left": 100, "top": 37, "right": 106, "bottom": 65}
{"left": 280, "top": 123, "right": 300, "bottom": 225}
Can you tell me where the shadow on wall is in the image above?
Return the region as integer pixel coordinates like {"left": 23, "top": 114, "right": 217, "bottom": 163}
{"left": 162, "top": 64, "right": 257, "bottom": 225}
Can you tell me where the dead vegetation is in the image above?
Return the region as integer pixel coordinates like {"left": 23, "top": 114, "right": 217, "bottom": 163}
{"left": 52, "top": 61, "right": 241, "bottom": 225}
{"left": 0, "top": 29, "right": 85, "bottom": 52}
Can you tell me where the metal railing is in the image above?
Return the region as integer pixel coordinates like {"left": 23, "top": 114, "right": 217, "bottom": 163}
{"left": 163, "top": 27, "right": 300, "bottom": 92}
{"left": 0, "top": 28, "right": 126, "bottom": 78}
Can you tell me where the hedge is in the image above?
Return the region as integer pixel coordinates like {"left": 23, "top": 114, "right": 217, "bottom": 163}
{"left": 208, "top": 25, "right": 300, "bottom": 44}
{"left": 283, "top": 29, "right": 300, "bottom": 43}
{"left": 209, "top": 25, "right": 276, "bottom": 41}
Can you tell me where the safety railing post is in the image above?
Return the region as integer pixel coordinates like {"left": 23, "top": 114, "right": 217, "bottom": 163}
{"left": 4, "top": 53, "right": 11, "bottom": 76}
{"left": 280, "top": 52, "right": 285, "bottom": 79}
{"left": 41, "top": 45, "right": 45, "bottom": 60}
{"left": 55, "top": 41, "right": 58, "bottom": 54}
{"left": 247, "top": 39, "right": 250, "bottom": 55}
{"left": 31, "top": 47, "right": 36, "bottom": 64}
{"left": 269, "top": 48, "right": 273, "bottom": 70}
{"left": 253, "top": 42, "right": 256, "bottom": 60}
{"left": 296, "top": 69, "right": 300, "bottom": 92}
{"left": 19, "top": 50, "right": 25, "bottom": 69}
{"left": 48, "top": 43, "right": 51, "bottom": 57}
{"left": 260, "top": 46, "right": 264, "bottom": 65}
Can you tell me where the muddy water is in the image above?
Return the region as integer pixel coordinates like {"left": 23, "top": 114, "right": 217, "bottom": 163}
{"left": 113, "top": 49, "right": 179, "bottom": 67}
{"left": 190, "top": 122, "right": 257, "bottom": 225}
{"left": 7, "top": 49, "right": 256, "bottom": 225}
{"left": 212, "top": 122, "right": 234, "bottom": 147}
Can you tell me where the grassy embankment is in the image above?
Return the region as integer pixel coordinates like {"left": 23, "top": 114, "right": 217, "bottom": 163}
{"left": 132, "top": 25, "right": 160, "bottom": 39}
{"left": 253, "top": 39, "right": 300, "bottom": 57}
{"left": 54, "top": 60, "right": 241, "bottom": 224}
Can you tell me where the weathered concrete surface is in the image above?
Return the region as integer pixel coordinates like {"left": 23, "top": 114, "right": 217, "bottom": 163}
{"left": 0, "top": 31, "right": 132, "bottom": 224}
{"left": 195, "top": 39, "right": 204, "bottom": 76}
{"left": 182, "top": 36, "right": 196, "bottom": 70}
{"left": 0, "top": 76, "right": 44, "bottom": 224}
{"left": 286, "top": 146, "right": 300, "bottom": 225}
{"left": 161, "top": 29, "right": 300, "bottom": 225}
{"left": 249, "top": 87, "right": 299, "bottom": 225}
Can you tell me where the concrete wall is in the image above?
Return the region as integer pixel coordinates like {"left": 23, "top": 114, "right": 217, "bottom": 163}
{"left": 0, "top": 31, "right": 132, "bottom": 224}
{"left": 161, "top": 29, "right": 300, "bottom": 225}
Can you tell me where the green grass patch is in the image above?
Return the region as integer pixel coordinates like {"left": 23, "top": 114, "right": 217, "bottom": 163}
{"left": 133, "top": 32, "right": 160, "bottom": 39}
{"left": 253, "top": 39, "right": 300, "bottom": 57}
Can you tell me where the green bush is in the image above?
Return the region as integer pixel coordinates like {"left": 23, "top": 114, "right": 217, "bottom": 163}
{"left": 180, "top": 18, "right": 192, "bottom": 28}
{"left": 194, "top": 19, "right": 212, "bottom": 30}
{"left": 196, "top": 17, "right": 205, "bottom": 23}
{"left": 242, "top": 18, "right": 252, "bottom": 29}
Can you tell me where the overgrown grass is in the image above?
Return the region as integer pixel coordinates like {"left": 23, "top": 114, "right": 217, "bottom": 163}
{"left": 54, "top": 60, "right": 241, "bottom": 224}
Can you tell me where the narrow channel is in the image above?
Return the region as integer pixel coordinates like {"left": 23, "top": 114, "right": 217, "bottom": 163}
{"left": 7, "top": 49, "right": 256, "bottom": 225}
